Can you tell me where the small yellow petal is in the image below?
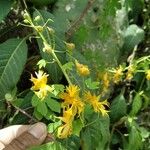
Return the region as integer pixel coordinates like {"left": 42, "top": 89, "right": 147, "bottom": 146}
{"left": 146, "top": 70, "right": 150, "bottom": 80}
{"left": 75, "top": 60, "right": 90, "bottom": 76}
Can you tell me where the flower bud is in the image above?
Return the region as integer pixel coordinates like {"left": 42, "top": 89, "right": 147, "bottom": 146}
{"left": 34, "top": 15, "right": 41, "bottom": 22}
{"left": 35, "top": 26, "right": 43, "bottom": 32}
{"left": 47, "top": 27, "right": 55, "bottom": 34}
{"left": 43, "top": 42, "right": 53, "bottom": 53}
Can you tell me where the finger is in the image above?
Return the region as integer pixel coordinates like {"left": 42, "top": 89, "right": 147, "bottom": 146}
{"left": 0, "top": 142, "right": 5, "bottom": 150}
{"left": 3, "top": 122, "right": 47, "bottom": 150}
{"left": 0, "top": 125, "right": 29, "bottom": 145}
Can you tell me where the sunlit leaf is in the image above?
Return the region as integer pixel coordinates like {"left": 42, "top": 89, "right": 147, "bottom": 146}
{"left": 0, "top": 38, "right": 27, "bottom": 100}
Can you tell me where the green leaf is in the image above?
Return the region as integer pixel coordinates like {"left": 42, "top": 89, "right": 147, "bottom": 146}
{"left": 52, "top": 84, "right": 64, "bottom": 96}
{"left": 129, "top": 93, "right": 142, "bottom": 116}
{"left": 60, "top": 135, "right": 80, "bottom": 150}
{"left": 110, "top": 94, "right": 127, "bottom": 122}
{"left": 45, "top": 94, "right": 61, "bottom": 113}
{"left": 33, "top": 108, "right": 43, "bottom": 120}
{"left": 81, "top": 114, "right": 110, "bottom": 150}
{"left": 85, "top": 78, "right": 99, "bottom": 90}
{"left": 37, "top": 59, "right": 47, "bottom": 69}
{"left": 44, "top": 110, "right": 54, "bottom": 120}
{"left": 37, "top": 102, "right": 48, "bottom": 116}
{"left": 125, "top": 126, "right": 142, "bottom": 150}
{"left": 139, "top": 127, "right": 150, "bottom": 140}
{"left": 47, "top": 121, "right": 62, "bottom": 133}
{"left": 0, "top": 38, "right": 27, "bottom": 100}
{"left": 29, "top": 141, "right": 66, "bottom": 150}
{"left": 72, "top": 119, "right": 83, "bottom": 137}
{"left": 0, "top": 0, "right": 13, "bottom": 22}
{"left": 123, "top": 24, "right": 145, "bottom": 51}
{"left": 32, "top": 95, "right": 40, "bottom": 107}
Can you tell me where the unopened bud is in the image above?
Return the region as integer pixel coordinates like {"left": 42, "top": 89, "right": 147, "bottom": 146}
{"left": 35, "top": 26, "right": 43, "bottom": 32}
{"left": 5, "top": 93, "right": 13, "bottom": 101}
{"left": 34, "top": 15, "right": 41, "bottom": 22}
{"left": 47, "top": 27, "right": 55, "bottom": 34}
{"left": 23, "top": 19, "right": 30, "bottom": 24}
{"left": 43, "top": 42, "right": 53, "bottom": 53}
{"left": 65, "top": 42, "right": 75, "bottom": 51}
{"left": 23, "top": 11, "right": 31, "bottom": 21}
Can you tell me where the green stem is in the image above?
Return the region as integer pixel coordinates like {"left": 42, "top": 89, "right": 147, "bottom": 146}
{"left": 38, "top": 32, "right": 72, "bottom": 85}
{"left": 28, "top": 12, "right": 72, "bottom": 85}
{"left": 51, "top": 51, "right": 72, "bottom": 85}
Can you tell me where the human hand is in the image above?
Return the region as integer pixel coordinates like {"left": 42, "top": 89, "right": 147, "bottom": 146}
{"left": 0, "top": 122, "right": 47, "bottom": 150}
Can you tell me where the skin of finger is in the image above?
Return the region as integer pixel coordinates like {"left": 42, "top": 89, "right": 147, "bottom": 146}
{"left": 0, "top": 141, "right": 5, "bottom": 150}
{"left": 0, "top": 125, "right": 30, "bottom": 145}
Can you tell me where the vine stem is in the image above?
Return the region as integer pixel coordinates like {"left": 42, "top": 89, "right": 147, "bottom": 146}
{"left": 51, "top": 51, "right": 72, "bottom": 85}
{"left": 24, "top": 10, "right": 72, "bottom": 85}
{"left": 38, "top": 32, "right": 72, "bottom": 85}
{"left": 9, "top": 102, "right": 38, "bottom": 123}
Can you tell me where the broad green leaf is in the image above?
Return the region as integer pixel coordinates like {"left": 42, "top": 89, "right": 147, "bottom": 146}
{"left": 0, "top": 0, "right": 13, "bottom": 22}
{"left": 81, "top": 114, "right": 110, "bottom": 150}
{"left": 125, "top": 126, "right": 142, "bottom": 150}
{"left": 32, "top": 95, "right": 40, "bottom": 107}
{"left": 60, "top": 135, "right": 80, "bottom": 150}
{"left": 45, "top": 94, "right": 61, "bottom": 113}
{"left": 44, "top": 110, "right": 54, "bottom": 120}
{"left": 0, "top": 38, "right": 27, "bottom": 100}
{"left": 37, "top": 102, "right": 48, "bottom": 116}
{"left": 72, "top": 119, "right": 83, "bottom": 136}
{"left": 122, "top": 24, "right": 144, "bottom": 52}
{"left": 129, "top": 93, "right": 142, "bottom": 116}
{"left": 29, "top": 141, "right": 66, "bottom": 150}
{"left": 110, "top": 94, "right": 127, "bottom": 122}
{"left": 33, "top": 108, "right": 43, "bottom": 120}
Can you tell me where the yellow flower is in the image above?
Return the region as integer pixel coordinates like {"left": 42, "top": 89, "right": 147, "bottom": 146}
{"left": 59, "top": 108, "right": 74, "bottom": 124}
{"left": 60, "top": 85, "right": 84, "bottom": 116}
{"left": 75, "top": 60, "right": 90, "bottom": 76}
{"left": 84, "top": 91, "right": 109, "bottom": 116}
{"left": 57, "top": 108, "right": 74, "bottom": 138}
{"left": 113, "top": 65, "right": 123, "bottom": 84}
{"left": 146, "top": 70, "right": 150, "bottom": 80}
{"left": 65, "top": 42, "right": 75, "bottom": 53}
{"left": 126, "top": 65, "right": 135, "bottom": 80}
{"left": 30, "top": 70, "right": 52, "bottom": 99}
{"left": 102, "top": 72, "right": 110, "bottom": 92}
{"left": 58, "top": 123, "right": 72, "bottom": 138}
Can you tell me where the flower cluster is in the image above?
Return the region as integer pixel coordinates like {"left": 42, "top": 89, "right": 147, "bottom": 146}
{"left": 113, "top": 65, "right": 123, "bottom": 84}
{"left": 57, "top": 85, "right": 109, "bottom": 138}
{"left": 58, "top": 85, "right": 84, "bottom": 138}
{"left": 30, "top": 70, "right": 53, "bottom": 99}
{"left": 84, "top": 91, "right": 109, "bottom": 116}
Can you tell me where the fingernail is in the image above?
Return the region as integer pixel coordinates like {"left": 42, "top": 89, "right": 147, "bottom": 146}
{"left": 28, "top": 122, "right": 47, "bottom": 139}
